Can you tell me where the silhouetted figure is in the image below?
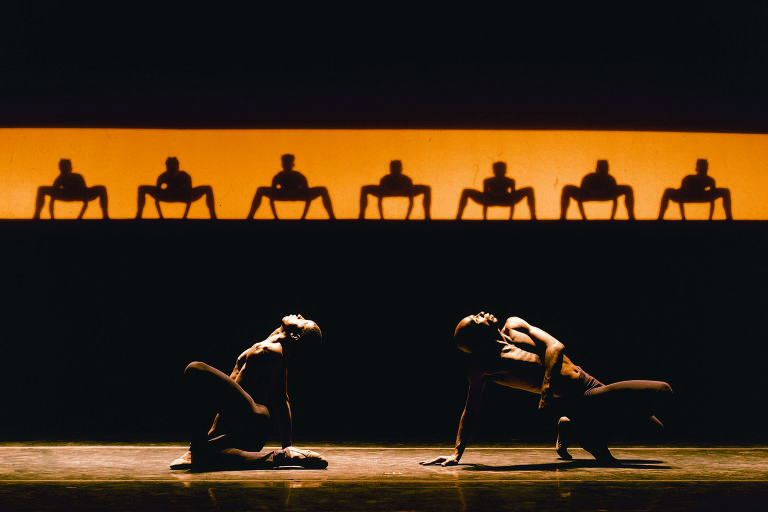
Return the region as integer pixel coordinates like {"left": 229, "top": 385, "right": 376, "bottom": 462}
{"left": 456, "top": 161, "right": 537, "bottom": 220}
{"left": 169, "top": 314, "right": 328, "bottom": 471}
{"left": 33, "top": 159, "right": 109, "bottom": 219}
{"left": 658, "top": 159, "right": 733, "bottom": 220}
{"left": 560, "top": 160, "right": 635, "bottom": 220}
{"left": 136, "top": 157, "right": 217, "bottom": 219}
{"left": 247, "top": 154, "right": 335, "bottom": 219}
{"left": 358, "top": 160, "right": 432, "bottom": 219}
{"left": 421, "top": 313, "right": 672, "bottom": 466}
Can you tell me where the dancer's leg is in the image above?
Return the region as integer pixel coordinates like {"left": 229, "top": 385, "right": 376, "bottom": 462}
{"left": 571, "top": 380, "right": 672, "bottom": 461}
{"left": 177, "top": 361, "right": 273, "bottom": 469}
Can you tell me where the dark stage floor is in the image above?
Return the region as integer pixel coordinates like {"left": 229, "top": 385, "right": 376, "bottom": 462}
{"left": 1, "top": 444, "right": 766, "bottom": 511}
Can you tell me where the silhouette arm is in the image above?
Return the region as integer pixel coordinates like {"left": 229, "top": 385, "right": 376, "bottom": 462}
{"left": 181, "top": 174, "right": 193, "bottom": 202}
{"left": 73, "top": 176, "right": 89, "bottom": 219}
{"left": 296, "top": 175, "right": 310, "bottom": 195}
{"left": 483, "top": 178, "right": 494, "bottom": 196}
{"left": 405, "top": 181, "right": 414, "bottom": 218}
{"left": 73, "top": 174, "right": 87, "bottom": 191}
{"left": 49, "top": 177, "right": 62, "bottom": 218}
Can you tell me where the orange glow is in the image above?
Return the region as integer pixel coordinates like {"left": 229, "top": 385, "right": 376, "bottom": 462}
{"left": 1, "top": 129, "right": 766, "bottom": 219}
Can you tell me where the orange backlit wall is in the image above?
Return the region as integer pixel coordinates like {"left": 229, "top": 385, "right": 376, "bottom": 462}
{"left": 1, "top": 129, "right": 766, "bottom": 220}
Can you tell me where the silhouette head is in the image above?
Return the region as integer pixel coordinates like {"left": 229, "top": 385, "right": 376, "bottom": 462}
{"left": 58, "top": 159, "right": 73, "bottom": 175}
{"left": 165, "top": 157, "right": 180, "bottom": 173}
{"left": 281, "top": 154, "right": 296, "bottom": 171}
{"left": 279, "top": 314, "right": 322, "bottom": 359}
{"left": 492, "top": 161, "right": 507, "bottom": 177}
{"left": 389, "top": 160, "right": 403, "bottom": 175}
{"left": 454, "top": 312, "right": 500, "bottom": 355}
{"left": 696, "top": 158, "right": 709, "bottom": 175}
{"left": 595, "top": 160, "right": 609, "bottom": 175}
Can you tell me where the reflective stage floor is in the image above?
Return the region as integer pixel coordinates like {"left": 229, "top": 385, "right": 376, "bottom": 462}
{"left": 1, "top": 444, "right": 766, "bottom": 511}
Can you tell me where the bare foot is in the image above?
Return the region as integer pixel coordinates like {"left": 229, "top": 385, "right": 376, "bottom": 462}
{"left": 275, "top": 447, "right": 328, "bottom": 469}
{"left": 556, "top": 417, "right": 573, "bottom": 460}
{"left": 169, "top": 450, "right": 192, "bottom": 470}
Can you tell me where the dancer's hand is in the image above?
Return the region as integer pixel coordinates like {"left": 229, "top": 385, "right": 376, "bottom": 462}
{"left": 538, "top": 387, "right": 554, "bottom": 411}
{"left": 538, "top": 388, "right": 557, "bottom": 425}
{"left": 420, "top": 454, "right": 459, "bottom": 466}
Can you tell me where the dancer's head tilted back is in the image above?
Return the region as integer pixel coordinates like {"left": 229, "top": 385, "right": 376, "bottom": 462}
{"left": 454, "top": 312, "right": 500, "bottom": 354}
{"left": 279, "top": 314, "right": 322, "bottom": 359}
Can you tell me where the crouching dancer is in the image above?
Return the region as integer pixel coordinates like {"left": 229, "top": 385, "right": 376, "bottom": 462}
{"left": 170, "top": 314, "right": 328, "bottom": 470}
{"left": 421, "top": 313, "right": 672, "bottom": 466}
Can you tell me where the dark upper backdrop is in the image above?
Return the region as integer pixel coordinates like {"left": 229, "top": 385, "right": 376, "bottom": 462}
{"left": 1, "top": 5, "right": 766, "bottom": 445}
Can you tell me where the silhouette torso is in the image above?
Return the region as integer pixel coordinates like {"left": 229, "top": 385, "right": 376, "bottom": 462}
{"left": 380, "top": 173, "right": 413, "bottom": 195}
{"left": 53, "top": 173, "right": 87, "bottom": 194}
{"left": 273, "top": 171, "right": 309, "bottom": 196}
{"left": 680, "top": 174, "right": 715, "bottom": 194}
{"left": 580, "top": 172, "right": 617, "bottom": 195}
{"left": 158, "top": 170, "right": 192, "bottom": 193}
{"left": 484, "top": 175, "right": 515, "bottom": 200}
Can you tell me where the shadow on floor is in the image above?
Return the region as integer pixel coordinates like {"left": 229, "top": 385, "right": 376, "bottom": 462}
{"left": 462, "top": 458, "right": 670, "bottom": 471}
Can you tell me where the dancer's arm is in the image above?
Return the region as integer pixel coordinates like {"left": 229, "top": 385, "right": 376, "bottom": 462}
{"left": 420, "top": 374, "right": 486, "bottom": 466}
{"left": 503, "top": 317, "right": 564, "bottom": 411}
{"left": 275, "top": 371, "right": 292, "bottom": 448}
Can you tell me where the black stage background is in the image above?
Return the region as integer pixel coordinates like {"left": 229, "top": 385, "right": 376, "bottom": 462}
{"left": 1, "top": 4, "right": 767, "bottom": 134}
{"left": 1, "top": 221, "right": 765, "bottom": 445}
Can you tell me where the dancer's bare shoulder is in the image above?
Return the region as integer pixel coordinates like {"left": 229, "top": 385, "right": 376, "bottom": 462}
{"left": 231, "top": 340, "right": 285, "bottom": 383}
{"left": 238, "top": 340, "right": 284, "bottom": 362}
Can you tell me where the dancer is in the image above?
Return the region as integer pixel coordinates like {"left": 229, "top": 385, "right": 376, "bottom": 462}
{"left": 456, "top": 161, "right": 536, "bottom": 219}
{"left": 358, "top": 160, "right": 432, "bottom": 219}
{"left": 658, "top": 158, "right": 733, "bottom": 220}
{"left": 421, "top": 312, "right": 672, "bottom": 465}
{"left": 170, "top": 314, "right": 328, "bottom": 470}
{"left": 559, "top": 160, "right": 635, "bottom": 220}
{"left": 247, "top": 154, "right": 335, "bottom": 219}
{"left": 136, "top": 157, "right": 217, "bottom": 219}
{"left": 33, "top": 159, "right": 109, "bottom": 219}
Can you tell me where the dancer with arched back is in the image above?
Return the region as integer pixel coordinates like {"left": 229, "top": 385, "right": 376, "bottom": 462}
{"left": 421, "top": 312, "right": 672, "bottom": 466}
{"left": 170, "top": 314, "right": 328, "bottom": 471}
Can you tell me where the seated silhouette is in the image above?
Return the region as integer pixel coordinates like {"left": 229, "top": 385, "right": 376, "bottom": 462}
{"left": 455, "top": 161, "right": 536, "bottom": 220}
{"left": 358, "top": 160, "right": 432, "bottom": 219}
{"left": 136, "top": 157, "right": 217, "bottom": 219}
{"left": 560, "top": 160, "right": 635, "bottom": 220}
{"left": 247, "top": 154, "right": 335, "bottom": 219}
{"left": 33, "top": 159, "right": 109, "bottom": 219}
{"left": 658, "top": 159, "right": 733, "bottom": 220}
